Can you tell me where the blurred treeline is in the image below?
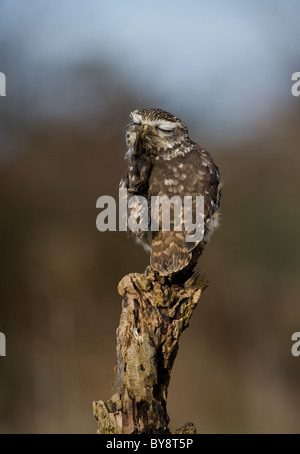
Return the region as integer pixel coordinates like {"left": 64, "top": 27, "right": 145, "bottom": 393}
{"left": 0, "top": 57, "right": 300, "bottom": 433}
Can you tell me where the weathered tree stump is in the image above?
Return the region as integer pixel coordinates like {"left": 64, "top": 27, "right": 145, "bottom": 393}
{"left": 93, "top": 268, "right": 208, "bottom": 434}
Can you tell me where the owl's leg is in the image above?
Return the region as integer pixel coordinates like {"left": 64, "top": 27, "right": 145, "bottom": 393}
{"left": 143, "top": 265, "right": 161, "bottom": 279}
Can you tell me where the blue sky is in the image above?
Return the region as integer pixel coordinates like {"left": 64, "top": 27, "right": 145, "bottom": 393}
{"left": 0, "top": 0, "right": 299, "bottom": 140}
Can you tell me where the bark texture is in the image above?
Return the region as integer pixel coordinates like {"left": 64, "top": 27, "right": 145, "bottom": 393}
{"left": 93, "top": 268, "right": 208, "bottom": 434}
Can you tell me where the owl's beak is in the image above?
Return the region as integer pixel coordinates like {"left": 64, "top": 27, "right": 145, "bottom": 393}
{"left": 141, "top": 125, "right": 149, "bottom": 140}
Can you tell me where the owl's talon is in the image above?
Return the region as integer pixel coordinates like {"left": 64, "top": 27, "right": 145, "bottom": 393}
{"left": 143, "top": 265, "right": 152, "bottom": 275}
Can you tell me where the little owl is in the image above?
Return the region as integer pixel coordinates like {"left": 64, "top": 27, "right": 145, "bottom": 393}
{"left": 120, "top": 108, "right": 222, "bottom": 276}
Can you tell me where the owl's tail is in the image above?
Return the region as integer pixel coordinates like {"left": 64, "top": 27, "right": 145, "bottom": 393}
{"left": 151, "top": 231, "right": 195, "bottom": 276}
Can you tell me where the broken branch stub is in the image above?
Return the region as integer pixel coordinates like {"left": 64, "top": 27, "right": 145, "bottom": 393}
{"left": 93, "top": 269, "right": 208, "bottom": 434}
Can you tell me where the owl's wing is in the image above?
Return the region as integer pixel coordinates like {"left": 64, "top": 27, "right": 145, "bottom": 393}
{"left": 149, "top": 143, "right": 221, "bottom": 275}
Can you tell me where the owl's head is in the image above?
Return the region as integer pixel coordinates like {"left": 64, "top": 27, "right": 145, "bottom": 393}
{"left": 125, "top": 108, "right": 189, "bottom": 158}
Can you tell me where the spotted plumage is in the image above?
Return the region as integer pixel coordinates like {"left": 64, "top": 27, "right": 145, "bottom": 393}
{"left": 120, "top": 108, "right": 222, "bottom": 276}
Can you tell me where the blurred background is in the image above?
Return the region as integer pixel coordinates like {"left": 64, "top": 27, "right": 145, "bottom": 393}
{"left": 0, "top": 0, "right": 300, "bottom": 433}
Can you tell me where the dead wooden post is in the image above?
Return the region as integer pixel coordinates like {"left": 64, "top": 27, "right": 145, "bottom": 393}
{"left": 93, "top": 268, "right": 208, "bottom": 434}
